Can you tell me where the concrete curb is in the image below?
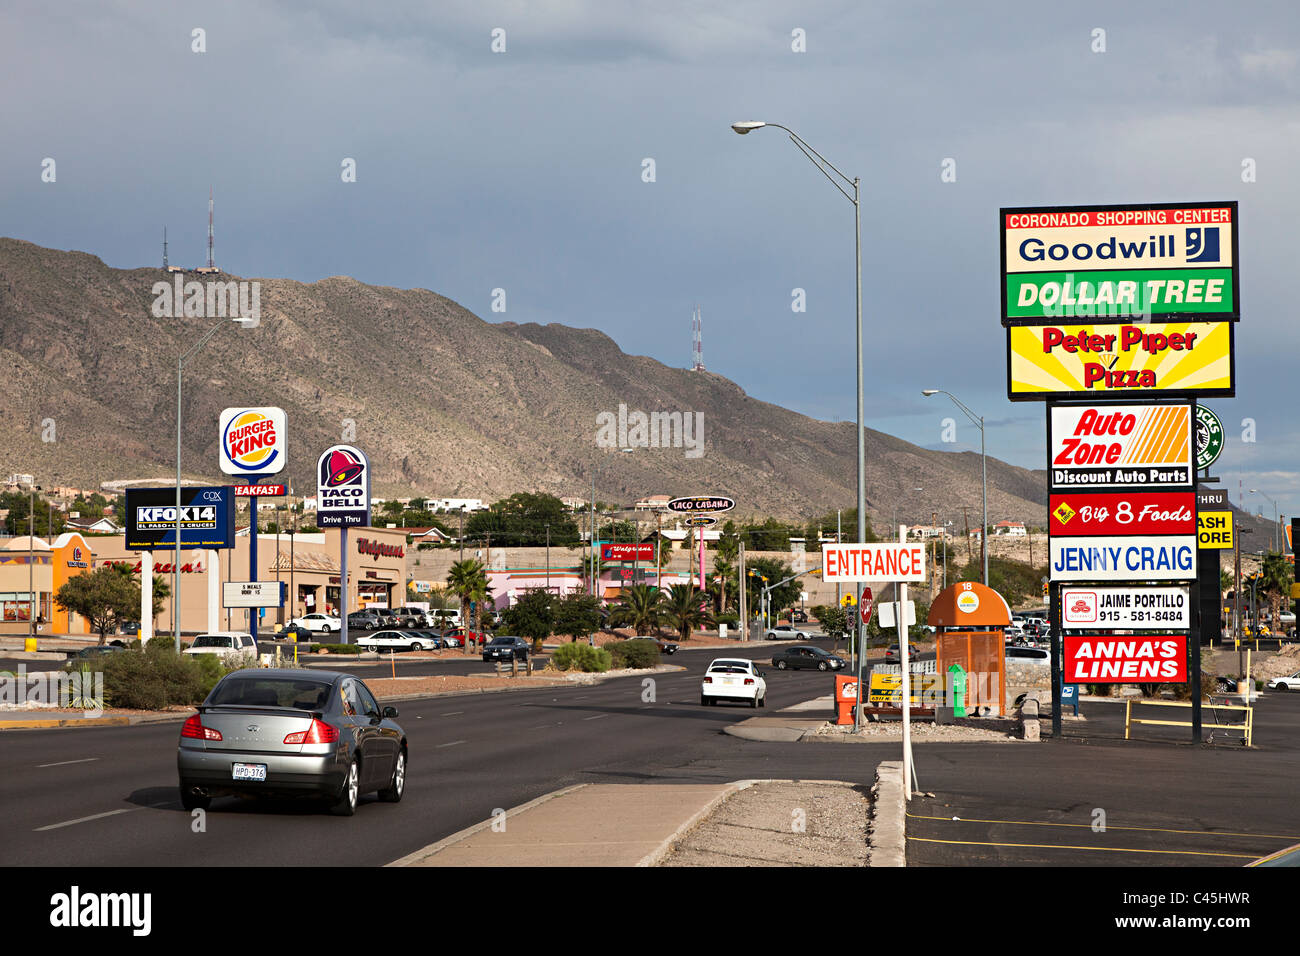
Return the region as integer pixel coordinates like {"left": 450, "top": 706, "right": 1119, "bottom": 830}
{"left": 723, "top": 717, "right": 827, "bottom": 742}
{"left": 0, "top": 716, "right": 131, "bottom": 730}
{"left": 635, "top": 779, "right": 758, "bottom": 867}
{"left": 868, "top": 761, "right": 906, "bottom": 867}
{"left": 386, "top": 785, "right": 590, "bottom": 866}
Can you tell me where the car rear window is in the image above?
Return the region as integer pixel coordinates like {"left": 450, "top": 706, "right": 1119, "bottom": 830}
{"left": 209, "top": 677, "right": 333, "bottom": 710}
{"left": 192, "top": 635, "right": 234, "bottom": 648}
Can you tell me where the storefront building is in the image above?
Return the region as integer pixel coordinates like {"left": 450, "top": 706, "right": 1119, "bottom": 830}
{"left": 0, "top": 533, "right": 97, "bottom": 636}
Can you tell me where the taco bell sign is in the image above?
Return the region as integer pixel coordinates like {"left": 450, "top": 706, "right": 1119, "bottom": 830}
{"left": 316, "top": 445, "right": 371, "bottom": 527}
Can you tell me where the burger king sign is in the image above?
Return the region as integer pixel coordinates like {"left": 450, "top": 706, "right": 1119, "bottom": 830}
{"left": 218, "top": 407, "right": 287, "bottom": 476}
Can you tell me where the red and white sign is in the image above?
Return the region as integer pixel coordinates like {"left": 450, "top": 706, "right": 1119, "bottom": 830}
{"left": 601, "top": 543, "right": 655, "bottom": 561}
{"left": 219, "top": 407, "right": 287, "bottom": 476}
{"left": 821, "top": 544, "right": 926, "bottom": 583}
{"left": 234, "top": 484, "right": 287, "bottom": 497}
{"left": 1063, "top": 635, "right": 1186, "bottom": 683}
{"left": 1061, "top": 586, "right": 1190, "bottom": 629}
{"left": 860, "top": 587, "right": 873, "bottom": 624}
{"left": 1049, "top": 491, "right": 1195, "bottom": 536}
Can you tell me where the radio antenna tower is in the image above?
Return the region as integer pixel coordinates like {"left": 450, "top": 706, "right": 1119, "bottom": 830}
{"left": 206, "top": 188, "right": 215, "bottom": 269}
{"left": 162, "top": 227, "right": 168, "bottom": 269}
{"left": 691, "top": 305, "right": 705, "bottom": 371}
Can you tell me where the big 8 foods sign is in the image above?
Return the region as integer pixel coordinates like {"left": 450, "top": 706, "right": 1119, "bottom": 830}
{"left": 219, "top": 407, "right": 287, "bottom": 476}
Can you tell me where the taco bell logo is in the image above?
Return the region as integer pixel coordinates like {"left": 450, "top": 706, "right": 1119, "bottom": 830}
{"left": 316, "top": 444, "right": 370, "bottom": 527}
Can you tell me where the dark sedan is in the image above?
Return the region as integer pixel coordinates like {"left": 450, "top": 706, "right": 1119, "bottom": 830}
{"left": 771, "top": 645, "right": 846, "bottom": 672}
{"left": 177, "top": 669, "right": 406, "bottom": 816}
{"left": 482, "top": 636, "right": 530, "bottom": 662}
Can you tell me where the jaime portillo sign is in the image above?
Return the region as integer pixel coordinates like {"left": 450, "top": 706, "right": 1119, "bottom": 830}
{"left": 1049, "top": 492, "right": 1196, "bottom": 536}
{"left": 316, "top": 445, "right": 371, "bottom": 528}
{"left": 1063, "top": 635, "right": 1187, "bottom": 683}
{"left": 219, "top": 407, "right": 287, "bottom": 476}
{"left": 821, "top": 544, "right": 927, "bottom": 583}
{"left": 1007, "top": 322, "right": 1233, "bottom": 400}
{"left": 1001, "top": 202, "right": 1238, "bottom": 324}
{"left": 1050, "top": 536, "right": 1197, "bottom": 581}
{"left": 1061, "top": 586, "right": 1191, "bottom": 629}
{"left": 1049, "top": 404, "right": 1192, "bottom": 491}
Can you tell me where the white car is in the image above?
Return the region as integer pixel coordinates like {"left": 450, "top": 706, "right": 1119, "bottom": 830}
{"left": 701, "top": 658, "right": 767, "bottom": 708}
{"left": 353, "top": 629, "right": 434, "bottom": 653}
{"left": 184, "top": 632, "right": 258, "bottom": 661}
{"left": 290, "top": 613, "right": 341, "bottom": 634}
{"left": 764, "top": 625, "right": 812, "bottom": 641}
{"left": 1267, "top": 670, "right": 1300, "bottom": 692}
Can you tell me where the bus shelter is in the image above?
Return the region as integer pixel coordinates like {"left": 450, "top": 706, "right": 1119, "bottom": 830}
{"left": 927, "top": 581, "right": 1010, "bottom": 716}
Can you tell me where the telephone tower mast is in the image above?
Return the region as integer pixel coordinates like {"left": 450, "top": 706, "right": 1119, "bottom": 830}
{"left": 162, "top": 227, "right": 168, "bottom": 269}
{"left": 691, "top": 305, "right": 705, "bottom": 372}
{"left": 206, "top": 188, "right": 214, "bottom": 268}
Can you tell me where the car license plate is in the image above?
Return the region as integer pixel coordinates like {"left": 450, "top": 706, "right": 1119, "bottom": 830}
{"left": 232, "top": 763, "right": 267, "bottom": 781}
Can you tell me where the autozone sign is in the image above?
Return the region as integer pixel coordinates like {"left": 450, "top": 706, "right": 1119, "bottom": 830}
{"left": 1061, "top": 586, "right": 1191, "bottom": 629}
{"left": 821, "top": 544, "right": 926, "bottom": 582}
{"left": 1049, "top": 492, "right": 1195, "bottom": 536}
{"left": 1001, "top": 202, "right": 1238, "bottom": 324}
{"left": 1049, "top": 404, "right": 1192, "bottom": 490}
{"left": 1063, "top": 635, "right": 1187, "bottom": 683}
{"left": 1050, "top": 536, "right": 1197, "bottom": 581}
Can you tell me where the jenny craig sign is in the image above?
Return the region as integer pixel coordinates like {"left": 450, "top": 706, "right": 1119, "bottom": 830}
{"left": 1001, "top": 203, "right": 1238, "bottom": 324}
{"left": 1050, "top": 536, "right": 1197, "bottom": 582}
{"left": 821, "top": 544, "right": 926, "bottom": 583}
{"left": 316, "top": 445, "right": 371, "bottom": 528}
{"left": 1049, "top": 404, "right": 1192, "bottom": 491}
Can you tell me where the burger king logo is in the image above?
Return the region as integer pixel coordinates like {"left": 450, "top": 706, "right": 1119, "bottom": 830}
{"left": 219, "top": 407, "right": 287, "bottom": 475}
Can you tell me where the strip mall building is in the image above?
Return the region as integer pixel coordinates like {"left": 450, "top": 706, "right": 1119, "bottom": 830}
{"left": 0, "top": 526, "right": 408, "bottom": 637}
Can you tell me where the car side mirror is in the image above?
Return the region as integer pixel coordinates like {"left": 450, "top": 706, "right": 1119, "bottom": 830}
{"left": 383, "top": 706, "right": 399, "bottom": 719}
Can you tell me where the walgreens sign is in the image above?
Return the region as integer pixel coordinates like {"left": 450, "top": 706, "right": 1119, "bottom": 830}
{"left": 601, "top": 543, "right": 654, "bottom": 561}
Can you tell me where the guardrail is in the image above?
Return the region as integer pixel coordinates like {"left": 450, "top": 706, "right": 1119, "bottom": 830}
{"left": 1124, "top": 698, "right": 1253, "bottom": 746}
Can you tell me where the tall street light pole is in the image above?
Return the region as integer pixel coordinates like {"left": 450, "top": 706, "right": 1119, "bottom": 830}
{"left": 174, "top": 315, "right": 254, "bottom": 650}
{"left": 1249, "top": 489, "right": 1280, "bottom": 553}
{"left": 733, "top": 119, "right": 865, "bottom": 653}
{"left": 923, "top": 389, "right": 987, "bottom": 586}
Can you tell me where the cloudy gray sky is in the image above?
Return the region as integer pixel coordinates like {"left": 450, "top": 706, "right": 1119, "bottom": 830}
{"left": 3, "top": 0, "right": 1299, "bottom": 526}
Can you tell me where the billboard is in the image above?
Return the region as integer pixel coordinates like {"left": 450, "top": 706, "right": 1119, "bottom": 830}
{"left": 1007, "top": 322, "right": 1233, "bottom": 400}
{"left": 666, "top": 495, "right": 734, "bottom": 514}
{"left": 316, "top": 445, "right": 371, "bottom": 527}
{"left": 821, "top": 543, "right": 927, "bottom": 583}
{"left": 1001, "top": 202, "right": 1238, "bottom": 325}
{"left": 219, "top": 407, "right": 287, "bottom": 476}
{"left": 601, "top": 543, "right": 654, "bottom": 561}
{"left": 1050, "top": 536, "right": 1197, "bottom": 581}
{"left": 1063, "top": 635, "right": 1187, "bottom": 683}
{"left": 125, "top": 486, "right": 235, "bottom": 550}
{"left": 1049, "top": 403, "right": 1192, "bottom": 491}
{"left": 1061, "top": 586, "right": 1191, "bottom": 630}
{"left": 1048, "top": 491, "right": 1196, "bottom": 537}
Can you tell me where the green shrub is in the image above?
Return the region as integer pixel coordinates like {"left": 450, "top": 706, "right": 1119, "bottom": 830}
{"left": 313, "top": 643, "right": 363, "bottom": 655}
{"left": 550, "top": 642, "right": 612, "bottom": 672}
{"left": 102, "top": 642, "right": 206, "bottom": 709}
{"left": 715, "top": 613, "right": 740, "bottom": 628}
{"left": 606, "top": 638, "right": 661, "bottom": 670}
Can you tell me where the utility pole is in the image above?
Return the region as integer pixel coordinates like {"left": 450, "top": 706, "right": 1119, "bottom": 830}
{"left": 1235, "top": 521, "right": 1243, "bottom": 678}
{"left": 738, "top": 540, "right": 747, "bottom": 642}
{"left": 458, "top": 508, "right": 465, "bottom": 562}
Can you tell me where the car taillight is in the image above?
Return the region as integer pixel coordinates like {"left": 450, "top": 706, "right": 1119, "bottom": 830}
{"left": 284, "top": 719, "right": 339, "bottom": 745}
{"left": 181, "top": 714, "right": 222, "bottom": 741}
{"left": 744, "top": 678, "right": 755, "bottom": 685}
{"left": 703, "top": 676, "right": 712, "bottom": 683}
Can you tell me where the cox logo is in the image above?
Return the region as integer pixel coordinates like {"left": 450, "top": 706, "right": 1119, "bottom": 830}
{"left": 201, "top": 490, "right": 224, "bottom": 502}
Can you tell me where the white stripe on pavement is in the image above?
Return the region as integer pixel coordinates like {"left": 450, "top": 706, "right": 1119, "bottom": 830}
{"left": 35, "top": 808, "right": 138, "bottom": 831}
{"left": 37, "top": 758, "right": 100, "bottom": 768}
{"left": 435, "top": 740, "right": 466, "bottom": 749}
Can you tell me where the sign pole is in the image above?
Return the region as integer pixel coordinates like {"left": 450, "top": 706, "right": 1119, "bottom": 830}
{"left": 900, "top": 579, "right": 913, "bottom": 800}
{"left": 1049, "top": 581, "right": 1062, "bottom": 739}
{"left": 1190, "top": 399, "right": 1202, "bottom": 743}
{"left": 340, "top": 526, "right": 349, "bottom": 645}
{"left": 248, "top": 474, "right": 264, "bottom": 645}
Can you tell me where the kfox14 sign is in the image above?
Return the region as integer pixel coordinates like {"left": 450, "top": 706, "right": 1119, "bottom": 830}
{"left": 317, "top": 445, "right": 371, "bottom": 528}
{"left": 219, "top": 407, "right": 287, "bottom": 476}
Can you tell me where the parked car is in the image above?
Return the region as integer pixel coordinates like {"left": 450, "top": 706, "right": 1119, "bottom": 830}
{"left": 118, "top": 620, "right": 141, "bottom": 635}
{"left": 430, "top": 608, "right": 462, "bottom": 628}
{"left": 184, "top": 632, "right": 258, "bottom": 662}
{"left": 1267, "top": 670, "right": 1300, "bottom": 692}
{"left": 701, "top": 658, "right": 767, "bottom": 708}
{"left": 654, "top": 637, "right": 679, "bottom": 655}
{"left": 765, "top": 624, "right": 813, "bottom": 641}
{"left": 1005, "top": 646, "right": 1050, "bottom": 662}
{"left": 63, "top": 644, "right": 127, "bottom": 669}
{"left": 353, "top": 629, "right": 435, "bottom": 653}
{"left": 176, "top": 668, "right": 406, "bottom": 815}
{"left": 289, "top": 613, "right": 341, "bottom": 634}
{"left": 789, "top": 609, "right": 809, "bottom": 623}
{"left": 347, "top": 610, "right": 386, "bottom": 631}
{"left": 482, "top": 636, "right": 530, "bottom": 662}
{"left": 771, "top": 645, "right": 845, "bottom": 671}
{"left": 280, "top": 623, "right": 315, "bottom": 643}
{"left": 445, "top": 626, "right": 486, "bottom": 645}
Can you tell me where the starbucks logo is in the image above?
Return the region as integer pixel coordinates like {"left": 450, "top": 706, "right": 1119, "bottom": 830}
{"left": 1195, "top": 406, "right": 1224, "bottom": 470}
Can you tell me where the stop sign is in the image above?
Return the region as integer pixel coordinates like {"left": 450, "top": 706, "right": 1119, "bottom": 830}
{"left": 860, "top": 586, "right": 873, "bottom": 624}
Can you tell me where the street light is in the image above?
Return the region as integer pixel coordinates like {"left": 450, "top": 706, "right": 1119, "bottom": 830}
{"left": 732, "top": 119, "right": 866, "bottom": 656}
{"left": 1248, "top": 489, "right": 1280, "bottom": 552}
{"left": 923, "top": 389, "right": 987, "bottom": 586}
{"left": 174, "top": 315, "right": 256, "bottom": 650}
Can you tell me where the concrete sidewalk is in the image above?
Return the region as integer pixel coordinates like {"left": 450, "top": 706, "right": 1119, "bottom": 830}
{"left": 724, "top": 694, "right": 835, "bottom": 742}
{"left": 390, "top": 782, "right": 744, "bottom": 867}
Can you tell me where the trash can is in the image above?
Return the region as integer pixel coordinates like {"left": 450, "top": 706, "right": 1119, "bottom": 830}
{"left": 24, "top": 637, "right": 37, "bottom": 653}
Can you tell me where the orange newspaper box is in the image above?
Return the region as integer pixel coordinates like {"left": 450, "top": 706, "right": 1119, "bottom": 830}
{"left": 834, "top": 673, "right": 859, "bottom": 725}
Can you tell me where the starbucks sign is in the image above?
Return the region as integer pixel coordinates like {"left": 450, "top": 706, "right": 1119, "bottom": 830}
{"left": 1195, "top": 405, "right": 1224, "bottom": 470}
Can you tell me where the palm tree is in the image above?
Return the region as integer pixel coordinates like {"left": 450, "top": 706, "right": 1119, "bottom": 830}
{"left": 608, "top": 584, "right": 666, "bottom": 636}
{"left": 470, "top": 579, "right": 493, "bottom": 649}
{"left": 711, "top": 556, "right": 736, "bottom": 613}
{"left": 446, "top": 559, "right": 486, "bottom": 654}
{"left": 664, "top": 584, "right": 714, "bottom": 642}
{"left": 1259, "top": 551, "right": 1293, "bottom": 634}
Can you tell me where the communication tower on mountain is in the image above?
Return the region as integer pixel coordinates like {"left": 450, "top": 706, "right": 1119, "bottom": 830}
{"left": 691, "top": 305, "right": 705, "bottom": 372}
{"left": 196, "top": 188, "right": 220, "bottom": 274}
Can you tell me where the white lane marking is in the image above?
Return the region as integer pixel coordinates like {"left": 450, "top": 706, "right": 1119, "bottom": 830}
{"left": 582, "top": 714, "right": 609, "bottom": 721}
{"left": 35, "top": 808, "right": 138, "bottom": 831}
{"left": 37, "top": 758, "right": 100, "bottom": 768}
{"left": 435, "top": 740, "right": 466, "bottom": 749}
{"left": 440, "top": 711, "right": 464, "bottom": 716}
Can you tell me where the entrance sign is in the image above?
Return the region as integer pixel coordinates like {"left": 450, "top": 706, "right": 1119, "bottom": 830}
{"left": 1007, "top": 322, "right": 1233, "bottom": 400}
{"left": 1063, "top": 635, "right": 1188, "bottom": 682}
{"left": 1061, "top": 586, "right": 1191, "bottom": 629}
{"left": 1049, "top": 403, "right": 1193, "bottom": 491}
{"left": 1001, "top": 202, "right": 1238, "bottom": 325}
{"left": 1050, "top": 536, "right": 1197, "bottom": 581}
{"left": 821, "top": 544, "right": 926, "bottom": 583}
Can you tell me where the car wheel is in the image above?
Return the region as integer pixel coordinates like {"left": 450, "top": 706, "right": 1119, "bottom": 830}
{"left": 818, "top": 661, "right": 829, "bottom": 671}
{"left": 776, "top": 660, "right": 788, "bottom": 670}
{"left": 329, "top": 758, "right": 360, "bottom": 816}
{"left": 410, "top": 642, "right": 423, "bottom": 652}
{"left": 758, "top": 694, "right": 766, "bottom": 708}
{"left": 378, "top": 749, "right": 406, "bottom": 803}
{"left": 179, "top": 782, "right": 210, "bottom": 811}
{"left": 1277, "top": 683, "right": 1289, "bottom": 692}
{"left": 323, "top": 624, "right": 333, "bottom": 633}
{"left": 750, "top": 695, "right": 759, "bottom": 709}
{"left": 701, "top": 695, "right": 708, "bottom": 706}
